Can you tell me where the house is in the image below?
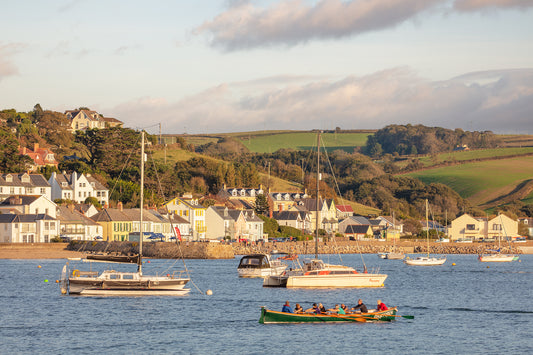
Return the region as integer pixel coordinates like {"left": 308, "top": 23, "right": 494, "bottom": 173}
{"left": 272, "top": 210, "right": 311, "bottom": 234}
{"left": 375, "top": 215, "right": 403, "bottom": 239}
{"left": 0, "top": 214, "right": 59, "bottom": 243}
{"left": 57, "top": 205, "right": 103, "bottom": 241}
{"left": 65, "top": 109, "right": 122, "bottom": 131}
{"left": 243, "top": 209, "right": 264, "bottom": 241}
{"left": 165, "top": 195, "right": 206, "bottom": 240}
{"left": 0, "top": 195, "right": 57, "bottom": 218}
{"left": 18, "top": 143, "right": 58, "bottom": 171}
{"left": 338, "top": 216, "right": 371, "bottom": 234}
{"left": 336, "top": 205, "right": 354, "bottom": 219}
{"left": 91, "top": 205, "right": 132, "bottom": 242}
{"left": 269, "top": 190, "right": 309, "bottom": 213}
{"left": 343, "top": 225, "right": 373, "bottom": 240}
{"left": 290, "top": 198, "right": 338, "bottom": 234}
{"left": 448, "top": 213, "right": 518, "bottom": 241}
{"left": 0, "top": 173, "right": 51, "bottom": 201}
{"left": 49, "top": 171, "right": 109, "bottom": 206}
{"left": 518, "top": 217, "right": 533, "bottom": 237}
{"left": 121, "top": 209, "right": 174, "bottom": 241}
{"left": 167, "top": 213, "right": 191, "bottom": 240}
{"left": 74, "top": 203, "right": 99, "bottom": 218}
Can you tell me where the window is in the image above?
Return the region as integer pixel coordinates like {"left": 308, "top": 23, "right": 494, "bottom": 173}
{"left": 466, "top": 224, "right": 476, "bottom": 231}
{"left": 40, "top": 188, "right": 45, "bottom": 194}
{"left": 50, "top": 222, "right": 55, "bottom": 229}
{"left": 492, "top": 224, "right": 502, "bottom": 231}
{"left": 44, "top": 222, "right": 49, "bottom": 231}
{"left": 44, "top": 236, "right": 49, "bottom": 243}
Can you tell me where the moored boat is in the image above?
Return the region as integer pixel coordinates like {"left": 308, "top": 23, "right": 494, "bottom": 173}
{"left": 237, "top": 253, "right": 288, "bottom": 278}
{"left": 259, "top": 306, "right": 399, "bottom": 324}
{"left": 60, "top": 131, "right": 191, "bottom": 296}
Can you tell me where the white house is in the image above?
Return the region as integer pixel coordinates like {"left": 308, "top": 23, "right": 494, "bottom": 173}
{"left": 49, "top": 171, "right": 109, "bottom": 206}
{"left": 0, "top": 195, "right": 57, "bottom": 218}
{"left": 0, "top": 214, "right": 59, "bottom": 243}
{"left": 448, "top": 213, "right": 518, "bottom": 241}
{"left": 56, "top": 205, "right": 103, "bottom": 241}
{"left": 0, "top": 173, "right": 51, "bottom": 201}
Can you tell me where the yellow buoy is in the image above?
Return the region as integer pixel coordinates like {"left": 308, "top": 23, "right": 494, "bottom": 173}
{"left": 38, "top": 265, "right": 42, "bottom": 269}
{"left": 206, "top": 289, "right": 213, "bottom": 296}
{"left": 55, "top": 280, "right": 59, "bottom": 283}
{"left": 44, "top": 279, "right": 49, "bottom": 283}
{"left": 452, "top": 263, "right": 456, "bottom": 266}
{"left": 487, "top": 266, "right": 490, "bottom": 268}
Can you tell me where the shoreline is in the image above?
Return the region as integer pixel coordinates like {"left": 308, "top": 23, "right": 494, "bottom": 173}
{"left": 1, "top": 241, "right": 531, "bottom": 259}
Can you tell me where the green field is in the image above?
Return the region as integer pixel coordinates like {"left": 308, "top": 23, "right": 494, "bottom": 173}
{"left": 404, "top": 156, "right": 533, "bottom": 205}
{"left": 396, "top": 147, "right": 533, "bottom": 168}
{"left": 236, "top": 132, "right": 370, "bottom": 153}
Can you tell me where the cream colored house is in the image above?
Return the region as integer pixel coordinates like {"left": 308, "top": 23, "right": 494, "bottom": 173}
{"left": 448, "top": 213, "right": 518, "bottom": 241}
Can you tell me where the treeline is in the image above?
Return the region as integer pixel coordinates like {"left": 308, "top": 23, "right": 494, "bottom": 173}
{"left": 363, "top": 124, "right": 502, "bottom": 157}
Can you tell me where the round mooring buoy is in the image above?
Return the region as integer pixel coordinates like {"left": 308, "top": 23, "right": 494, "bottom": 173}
{"left": 44, "top": 279, "right": 49, "bottom": 283}
{"left": 38, "top": 265, "right": 42, "bottom": 269}
{"left": 206, "top": 289, "right": 213, "bottom": 296}
{"left": 452, "top": 263, "right": 456, "bottom": 266}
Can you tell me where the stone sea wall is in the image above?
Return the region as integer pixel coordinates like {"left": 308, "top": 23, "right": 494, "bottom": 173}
{"left": 67, "top": 240, "right": 525, "bottom": 259}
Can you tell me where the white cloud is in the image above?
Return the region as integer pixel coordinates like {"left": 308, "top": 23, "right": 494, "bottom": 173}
{"left": 195, "top": 0, "right": 443, "bottom": 50}
{"left": 108, "top": 68, "right": 533, "bottom": 134}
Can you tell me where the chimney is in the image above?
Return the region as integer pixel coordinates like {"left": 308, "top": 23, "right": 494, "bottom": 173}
{"left": 117, "top": 201, "right": 123, "bottom": 211}
{"left": 33, "top": 143, "right": 39, "bottom": 152}
{"left": 22, "top": 147, "right": 27, "bottom": 154}
{"left": 68, "top": 204, "right": 75, "bottom": 212}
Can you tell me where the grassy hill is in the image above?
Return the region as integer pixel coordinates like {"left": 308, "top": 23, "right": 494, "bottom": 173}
{"left": 403, "top": 156, "right": 533, "bottom": 207}
{"left": 178, "top": 130, "right": 372, "bottom": 154}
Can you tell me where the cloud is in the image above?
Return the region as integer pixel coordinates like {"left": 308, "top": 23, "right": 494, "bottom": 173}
{"left": 108, "top": 68, "right": 533, "bottom": 135}
{"left": 0, "top": 43, "right": 24, "bottom": 81}
{"left": 195, "top": 0, "right": 443, "bottom": 50}
{"left": 454, "top": 0, "right": 533, "bottom": 11}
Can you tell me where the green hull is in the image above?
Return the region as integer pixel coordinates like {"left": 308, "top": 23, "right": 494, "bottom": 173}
{"left": 259, "top": 306, "right": 398, "bottom": 324}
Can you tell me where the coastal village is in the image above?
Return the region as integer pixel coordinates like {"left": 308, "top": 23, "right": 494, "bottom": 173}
{"left": 0, "top": 109, "right": 532, "bottom": 257}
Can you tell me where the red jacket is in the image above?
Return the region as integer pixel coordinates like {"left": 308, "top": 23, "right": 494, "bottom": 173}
{"left": 377, "top": 302, "right": 388, "bottom": 311}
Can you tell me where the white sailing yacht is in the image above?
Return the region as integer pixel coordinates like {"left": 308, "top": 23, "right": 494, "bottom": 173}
{"left": 404, "top": 199, "right": 446, "bottom": 266}
{"left": 60, "top": 131, "right": 190, "bottom": 296}
{"left": 263, "top": 132, "right": 387, "bottom": 288}
{"left": 478, "top": 213, "right": 518, "bottom": 262}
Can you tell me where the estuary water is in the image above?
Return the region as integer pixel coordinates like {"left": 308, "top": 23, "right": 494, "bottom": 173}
{"left": 1, "top": 254, "right": 532, "bottom": 355}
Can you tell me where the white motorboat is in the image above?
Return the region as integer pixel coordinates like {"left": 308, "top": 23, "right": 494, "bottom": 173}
{"left": 237, "top": 253, "right": 288, "bottom": 278}
{"left": 61, "top": 131, "right": 190, "bottom": 296}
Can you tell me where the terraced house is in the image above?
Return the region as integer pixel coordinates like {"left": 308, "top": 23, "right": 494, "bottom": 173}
{"left": 165, "top": 195, "right": 206, "bottom": 240}
{"left": 0, "top": 173, "right": 51, "bottom": 201}
{"left": 49, "top": 171, "right": 109, "bottom": 207}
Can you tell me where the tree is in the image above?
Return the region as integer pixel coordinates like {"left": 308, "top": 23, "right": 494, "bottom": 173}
{"left": 85, "top": 196, "right": 102, "bottom": 208}
{"left": 254, "top": 194, "right": 269, "bottom": 216}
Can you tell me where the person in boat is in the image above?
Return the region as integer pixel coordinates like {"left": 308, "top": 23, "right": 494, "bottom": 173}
{"left": 305, "top": 303, "right": 320, "bottom": 314}
{"left": 340, "top": 304, "right": 348, "bottom": 313}
{"left": 327, "top": 304, "right": 345, "bottom": 315}
{"left": 351, "top": 299, "right": 368, "bottom": 313}
{"left": 318, "top": 303, "right": 326, "bottom": 314}
{"left": 282, "top": 301, "right": 293, "bottom": 313}
{"left": 377, "top": 300, "right": 388, "bottom": 311}
{"left": 294, "top": 303, "right": 303, "bottom": 313}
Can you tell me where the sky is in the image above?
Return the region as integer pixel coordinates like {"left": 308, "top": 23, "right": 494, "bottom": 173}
{"left": 1, "top": 0, "right": 532, "bottom": 135}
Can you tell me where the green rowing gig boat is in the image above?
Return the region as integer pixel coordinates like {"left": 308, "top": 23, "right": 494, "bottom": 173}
{"left": 259, "top": 306, "right": 399, "bottom": 324}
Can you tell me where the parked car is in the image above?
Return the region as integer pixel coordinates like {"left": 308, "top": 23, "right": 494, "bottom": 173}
{"left": 436, "top": 238, "right": 450, "bottom": 243}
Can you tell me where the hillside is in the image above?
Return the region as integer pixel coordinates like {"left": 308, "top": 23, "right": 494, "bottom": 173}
{"left": 403, "top": 156, "right": 533, "bottom": 207}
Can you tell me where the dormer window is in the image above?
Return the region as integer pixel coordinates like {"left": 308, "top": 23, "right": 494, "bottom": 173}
{"left": 240, "top": 190, "right": 245, "bottom": 196}
{"left": 231, "top": 189, "right": 237, "bottom": 196}
{"left": 250, "top": 190, "right": 256, "bottom": 197}
{"left": 91, "top": 182, "right": 95, "bottom": 187}
{"left": 21, "top": 174, "right": 30, "bottom": 183}
{"left": 61, "top": 182, "right": 67, "bottom": 187}
{"left": 5, "top": 174, "right": 12, "bottom": 182}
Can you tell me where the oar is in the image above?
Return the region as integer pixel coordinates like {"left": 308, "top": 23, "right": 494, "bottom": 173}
{"left": 387, "top": 314, "right": 415, "bottom": 319}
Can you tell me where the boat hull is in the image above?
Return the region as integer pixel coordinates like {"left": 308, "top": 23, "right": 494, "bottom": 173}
{"left": 384, "top": 252, "right": 405, "bottom": 260}
{"left": 259, "top": 307, "right": 398, "bottom": 324}
{"left": 404, "top": 256, "right": 446, "bottom": 266}
{"left": 478, "top": 254, "right": 517, "bottom": 262}
{"left": 238, "top": 265, "right": 287, "bottom": 278}
{"left": 264, "top": 273, "right": 387, "bottom": 288}
{"left": 67, "top": 270, "right": 190, "bottom": 296}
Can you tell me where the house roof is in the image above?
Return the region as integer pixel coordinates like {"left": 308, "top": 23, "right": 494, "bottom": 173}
{"left": 342, "top": 216, "right": 371, "bottom": 225}
{"left": 0, "top": 213, "right": 55, "bottom": 223}
{"left": 0, "top": 195, "right": 42, "bottom": 206}
{"left": 344, "top": 224, "right": 372, "bottom": 234}
{"left": 91, "top": 208, "right": 131, "bottom": 222}
{"left": 0, "top": 173, "right": 50, "bottom": 187}
{"left": 273, "top": 211, "right": 301, "bottom": 221}
{"left": 57, "top": 206, "right": 99, "bottom": 225}
{"left": 336, "top": 205, "right": 354, "bottom": 213}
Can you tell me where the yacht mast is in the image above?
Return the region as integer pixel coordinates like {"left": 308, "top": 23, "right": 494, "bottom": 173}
{"left": 425, "top": 199, "right": 429, "bottom": 258}
{"left": 139, "top": 130, "right": 145, "bottom": 274}
{"left": 315, "top": 132, "right": 320, "bottom": 259}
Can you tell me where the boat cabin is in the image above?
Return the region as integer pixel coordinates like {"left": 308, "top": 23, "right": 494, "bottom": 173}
{"left": 238, "top": 254, "right": 273, "bottom": 269}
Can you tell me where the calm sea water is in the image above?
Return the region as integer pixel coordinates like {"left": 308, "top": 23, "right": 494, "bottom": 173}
{"left": 1, "top": 254, "right": 532, "bottom": 355}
